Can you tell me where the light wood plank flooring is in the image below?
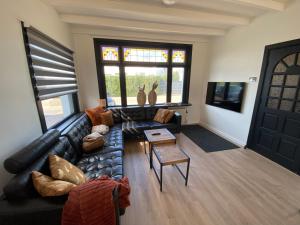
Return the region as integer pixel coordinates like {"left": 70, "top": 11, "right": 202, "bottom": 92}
{"left": 121, "top": 133, "right": 300, "bottom": 225}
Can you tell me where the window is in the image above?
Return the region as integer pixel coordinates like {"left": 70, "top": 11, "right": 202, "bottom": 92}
{"left": 104, "top": 66, "right": 122, "bottom": 106}
{"left": 125, "top": 67, "right": 168, "bottom": 105}
{"left": 22, "top": 23, "right": 79, "bottom": 132}
{"left": 41, "top": 94, "right": 75, "bottom": 128}
{"left": 171, "top": 67, "right": 184, "bottom": 103}
{"left": 94, "top": 39, "right": 192, "bottom": 106}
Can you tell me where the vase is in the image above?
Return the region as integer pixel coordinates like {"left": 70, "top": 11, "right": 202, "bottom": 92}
{"left": 137, "top": 85, "right": 146, "bottom": 106}
{"left": 148, "top": 81, "right": 158, "bottom": 106}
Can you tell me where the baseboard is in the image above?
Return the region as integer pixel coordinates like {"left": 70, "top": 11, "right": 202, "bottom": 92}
{"left": 198, "top": 121, "right": 246, "bottom": 147}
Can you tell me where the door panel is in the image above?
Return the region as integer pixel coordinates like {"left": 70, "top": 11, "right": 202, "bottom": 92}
{"left": 248, "top": 40, "right": 300, "bottom": 174}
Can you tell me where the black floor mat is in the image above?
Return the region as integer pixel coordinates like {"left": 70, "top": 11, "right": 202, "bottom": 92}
{"left": 181, "top": 125, "right": 238, "bottom": 152}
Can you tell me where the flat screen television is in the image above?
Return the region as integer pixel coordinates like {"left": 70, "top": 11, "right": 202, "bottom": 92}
{"left": 206, "top": 82, "right": 245, "bottom": 113}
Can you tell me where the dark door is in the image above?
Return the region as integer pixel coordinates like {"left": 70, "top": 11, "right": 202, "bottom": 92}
{"left": 248, "top": 39, "right": 300, "bottom": 174}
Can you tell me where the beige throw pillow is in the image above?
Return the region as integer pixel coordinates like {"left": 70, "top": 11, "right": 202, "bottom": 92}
{"left": 153, "top": 109, "right": 169, "bottom": 123}
{"left": 32, "top": 171, "right": 76, "bottom": 197}
{"left": 49, "top": 155, "right": 86, "bottom": 185}
{"left": 92, "top": 124, "right": 109, "bottom": 135}
{"left": 82, "top": 132, "right": 105, "bottom": 153}
{"left": 164, "top": 110, "right": 175, "bottom": 123}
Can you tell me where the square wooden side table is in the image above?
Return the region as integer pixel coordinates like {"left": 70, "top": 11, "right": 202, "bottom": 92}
{"left": 152, "top": 143, "right": 190, "bottom": 191}
{"left": 144, "top": 128, "right": 176, "bottom": 169}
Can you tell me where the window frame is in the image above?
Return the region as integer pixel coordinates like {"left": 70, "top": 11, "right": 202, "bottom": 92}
{"left": 22, "top": 22, "right": 80, "bottom": 133}
{"left": 94, "top": 38, "right": 192, "bottom": 107}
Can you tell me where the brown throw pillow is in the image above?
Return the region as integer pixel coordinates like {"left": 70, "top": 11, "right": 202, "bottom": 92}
{"left": 49, "top": 155, "right": 86, "bottom": 185}
{"left": 153, "top": 109, "right": 169, "bottom": 123}
{"left": 85, "top": 106, "right": 105, "bottom": 126}
{"left": 99, "top": 110, "right": 114, "bottom": 126}
{"left": 32, "top": 171, "right": 76, "bottom": 197}
{"left": 164, "top": 110, "right": 175, "bottom": 123}
{"left": 82, "top": 132, "right": 105, "bottom": 153}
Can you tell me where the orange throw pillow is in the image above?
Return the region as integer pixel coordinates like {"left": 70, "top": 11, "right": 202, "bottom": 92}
{"left": 85, "top": 106, "right": 105, "bottom": 126}
{"left": 99, "top": 110, "right": 114, "bottom": 126}
{"left": 153, "top": 109, "right": 169, "bottom": 123}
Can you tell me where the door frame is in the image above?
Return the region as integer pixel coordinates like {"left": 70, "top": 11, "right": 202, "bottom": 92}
{"left": 247, "top": 38, "right": 300, "bottom": 148}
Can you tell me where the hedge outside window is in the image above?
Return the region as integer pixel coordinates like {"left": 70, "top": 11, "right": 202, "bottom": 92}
{"left": 94, "top": 39, "right": 192, "bottom": 107}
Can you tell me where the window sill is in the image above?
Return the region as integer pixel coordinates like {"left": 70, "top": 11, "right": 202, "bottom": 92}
{"left": 55, "top": 112, "right": 84, "bottom": 133}
{"left": 108, "top": 103, "right": 192, "bottom": 109}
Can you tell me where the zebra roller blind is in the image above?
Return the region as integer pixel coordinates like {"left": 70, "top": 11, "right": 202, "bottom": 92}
{"left": 24, "top": 26, "right": 78, "bottom": 100}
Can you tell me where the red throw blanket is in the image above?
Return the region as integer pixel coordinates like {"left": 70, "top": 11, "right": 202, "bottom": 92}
{"left": 62, "top": 176, "right": 130, "bottom": 225}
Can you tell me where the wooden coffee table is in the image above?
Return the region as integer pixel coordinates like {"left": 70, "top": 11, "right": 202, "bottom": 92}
{"left": 152, "top": 143, "right": 190, "bottom": 191}
{"left": 144, "top": 128, "right": 176, "bottom": 169}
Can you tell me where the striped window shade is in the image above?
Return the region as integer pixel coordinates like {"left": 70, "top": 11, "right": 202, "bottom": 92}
{"left": 24, "top": 26, "right": 78, "bottom": 100}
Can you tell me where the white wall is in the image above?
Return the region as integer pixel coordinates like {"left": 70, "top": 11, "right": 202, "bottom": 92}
{"left": 0, "top": 0, "right": 72, "bottom": 191}
{"left": 200, "top": 0, "right": 300, "bottom": 146}
{"left": 72, "top": 26, "right": 209, "bottom": 124}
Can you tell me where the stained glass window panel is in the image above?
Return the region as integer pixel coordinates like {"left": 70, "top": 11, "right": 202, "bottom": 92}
{"left": 172, "top": 50, "right": 185, "bottom": 63}
{"left": 123, "top": 48, "right": 168, "bottom": 63}
{"left": 102, "top": 46, "right": 119, "bottom": 61}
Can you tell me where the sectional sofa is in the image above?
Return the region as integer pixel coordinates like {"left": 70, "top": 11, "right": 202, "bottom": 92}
{"left": 0, "top": 106, "right": 181, "bottom": 225}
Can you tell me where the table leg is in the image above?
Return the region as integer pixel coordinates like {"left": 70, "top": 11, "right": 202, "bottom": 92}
{"left": 149, "top": 143, "right": 153, "bottom": 169}
{"left": 160, "top": 164, "right": 163, "bottom": 192}
{"left": 185, "top": 158, "right": 190, "bottom": 186}
{"left": 143, "top": 136, "right": 146, "bottom": 154}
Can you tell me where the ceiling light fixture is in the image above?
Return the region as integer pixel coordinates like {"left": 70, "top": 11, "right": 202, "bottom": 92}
{"left": 162, "top": 0, "right": 176, "bottom": 6}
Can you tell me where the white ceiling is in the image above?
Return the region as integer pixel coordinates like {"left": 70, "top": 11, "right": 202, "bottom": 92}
{"left": 43, "top": 0, "right": 292, "bottom": 37}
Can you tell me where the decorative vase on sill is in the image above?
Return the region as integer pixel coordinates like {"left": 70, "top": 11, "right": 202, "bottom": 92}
{"left": 148, "top": 81, "right": 158, "bottom": 106}
{"left": 137, "top": 84, "right": 146, "bottom": 107}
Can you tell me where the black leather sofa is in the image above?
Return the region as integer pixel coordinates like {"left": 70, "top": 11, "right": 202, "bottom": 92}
{"left": 0, "top": 106, "right": 181, "bottom": 225}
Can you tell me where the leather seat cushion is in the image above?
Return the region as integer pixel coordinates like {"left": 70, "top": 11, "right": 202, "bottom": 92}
{"left": 76, "top": 150, "right": 123, "bottom": 180}
{"left": 122, "top": 120, "right": 177, "bottom": 136}
{"left": 122, "top": 121, "right": 160, "bottom": 136}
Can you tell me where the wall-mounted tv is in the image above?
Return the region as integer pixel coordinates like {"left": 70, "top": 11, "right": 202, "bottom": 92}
{"left": 206, "top": 82, "right": 245, "bottom": 113}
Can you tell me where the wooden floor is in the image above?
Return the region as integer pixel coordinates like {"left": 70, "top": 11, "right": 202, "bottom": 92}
{"left": 121, "top": 133, "right": 300, "bottom": 225}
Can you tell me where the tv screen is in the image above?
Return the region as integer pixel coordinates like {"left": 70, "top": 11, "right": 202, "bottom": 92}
{"left": 206, "top": 82, "right": 245, "bottom": 112}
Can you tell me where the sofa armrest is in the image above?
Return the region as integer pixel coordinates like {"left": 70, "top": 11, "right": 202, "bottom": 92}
{"left": 171, "top": 112, "right": 182, "bottom": 133}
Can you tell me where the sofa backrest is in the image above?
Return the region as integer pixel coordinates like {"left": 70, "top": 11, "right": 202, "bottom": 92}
{"left": 3, "top": 136, "right": 79, "bottom": 200}
{"left": 61, "top": 113, "right": 92, "bottom": 153}
{"left": 109, "top": 106, "right": 168, "bottom": 122}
